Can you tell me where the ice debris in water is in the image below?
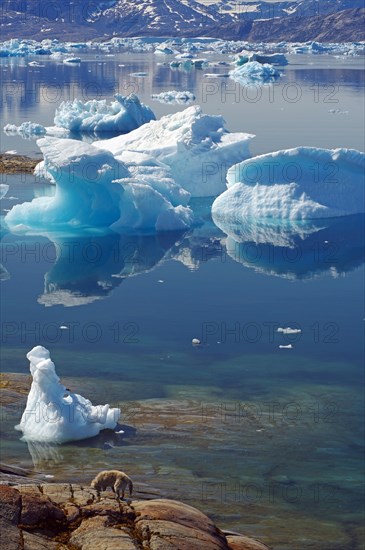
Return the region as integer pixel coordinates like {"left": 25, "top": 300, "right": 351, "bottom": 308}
{"left": 212, "top": 147, "right": 365, "bottom": 221}
{"left": 15, "top": 346, "right": 120, "bottom": 443}
{"left": 230, "top": 61, "right": 280, "bottom": 83}
{"left": 4, "top": 122, "right": 47, "bottom": 138}
{"left": 53, "top": 94, "right": 155, "bottom": 134}
{"left": 234, "top": 51, "right": 288, "bottom": 66}
{"left": 0, "top": 184, "right": 9, "bottom": 199}
{"left": 151, "top": 90, "right": 196, "bottom": 104}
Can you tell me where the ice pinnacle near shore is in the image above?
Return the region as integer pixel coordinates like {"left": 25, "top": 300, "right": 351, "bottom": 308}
{"left": 15, "top": 346, "right": 120, "bottom": 443}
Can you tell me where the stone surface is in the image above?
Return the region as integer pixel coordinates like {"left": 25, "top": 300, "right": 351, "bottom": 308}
{"left": 0, "top": 485, "right": 21, "bottom": 524}
{"left": 70, "top": 516, "right": 138, "bottom": 549}
{"left": 20, "top": 489, "right": 66, "bottom": 526}
{"left": 0, "top": 517, "right": 22, "bottom": 550}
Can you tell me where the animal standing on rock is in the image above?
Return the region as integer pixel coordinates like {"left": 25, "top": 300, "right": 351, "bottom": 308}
{"left": 91, "top": 470, "right": 133, "bottom": 500}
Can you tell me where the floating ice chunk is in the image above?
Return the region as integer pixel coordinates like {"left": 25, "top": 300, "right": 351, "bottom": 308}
{"left": 0, "top": 184, "right": 9, "bottom": 199}
{"left": 212, "top": 147, "right": 365, "bottom": 220}
{"left": 151, "top": 90, "right": 196, "bottom": 104}
{"left": 53, "top": 94, "right": 155, "bottom": 134}
{"left": 94, "top": 106, "right": 254, "bottom": 197}
{"left": 230, "top": 61, "right": 280, "bottom": 84}
{"left": 155, "top": 46, "right": 175, "bottom": 55}
{"left": 4, "top": 122, "right": 47, "bottom": 137}
{"left": 277, "top": 327, "right": 302, "bottom": 334}
{"left": 4, "top": 150, "right": 17, "bottom": 154}
{"left": 63, "top": 57, "right": 81, "bottom": 64}
{"left": 28, "top": 61, "right": 45, "bottom": 67}
{"left": 279, "top": 344, "right": 293, "bottom": 349}
{"left": 15, "top": 346, "right": 120, "bottom": 443}
{"left": 234, "top": 52, "right": 288, "bottom": 66}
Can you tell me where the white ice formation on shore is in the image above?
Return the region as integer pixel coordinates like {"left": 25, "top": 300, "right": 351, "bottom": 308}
{"left": 15, "top": 346, "right": 120, "bottom": 443}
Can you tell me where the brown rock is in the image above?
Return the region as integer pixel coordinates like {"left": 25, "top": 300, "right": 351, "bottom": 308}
{"left": 22, "top": 531, "right": 68, "bottom": 550}
{"left": 226, "top": 534, "right": 271, "bottom": 550}
{"left": 137, "top": 518, "right": 228, "bottom": 550}
{"left": 133, "top": 498, "right": 224, "bottom": 538}
{"left": 70, "top": 516, "right": 138, "bottom": 549}
{"left": 20, "top": 491, "right": 66, "bottom": 526}
{"left": 0, "top": 485, "right": 21, "bottom": 524}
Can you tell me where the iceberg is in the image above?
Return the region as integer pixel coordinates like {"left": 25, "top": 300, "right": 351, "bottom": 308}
{"left": 93, "top": 106, "right": 254, "bottom": 197}
{"left": 4, "top": 122, "right": 47, "bottom": 138}
{"left": 234, "top": 52, "right": 288, "bottom": 66}
{"left": 212, "top": 147, "right": 365, "bottom": 221}
{"left": 53, "top": 94, "right": 155, "bottom": 134}
{"left": 15, "top": 346, "right": 120, "bottom": 443}
{"left": 230, "top": 61, "right": 280, "bottom": 84}
{"left": 5, "top": 137, "right": 194, "bottom": 232}
{"left": 151, "top": 90, "right": 196, "bottom": 104}
{"left": 5, "top": 106, "right": 253, "bottom": 230}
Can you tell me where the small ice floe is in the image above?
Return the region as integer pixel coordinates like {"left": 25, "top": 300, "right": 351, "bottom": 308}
{"left": 328, "top": 109, "right": 349, "bottom": 115}
{"left": 6, "top": 196, "right": 19, "bottom": 200}
{"left": 59, "top": 325, "right": 69, "bottom": 330}
{"left": 28, "top": 61, "right": 45, "bottom": 67}
{"left": 151, "top": 90, "right": 195, "bottom": 105}
{"left": 158, "top": 279, "right": 164, "bottom": 283}
{"left": 277, "top": 327, "right": 302, "bottom": 334}
{"left": 204, "top": 73, "right": 229, "bottom": 78}
{"left": 115, "top": 429, "right": 124, "bottom": 434}
{"left": 4, "top": 150, "right": 17, "bottom": 154}
{"left": 63, "top": 57, "right": 81, "bottom": 64}
{"left": 279, "top": 344, "right": 293, "bottom": 349}
{"left": 43, "top": 474, "right": 54, "bottom": 479}
{"left": 192, "top": 338, "right": 201, "bottom": 345}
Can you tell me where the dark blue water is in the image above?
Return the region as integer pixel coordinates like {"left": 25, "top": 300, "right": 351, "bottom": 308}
{"left": 0, "top": 51, "right": 364, "bottom": 549}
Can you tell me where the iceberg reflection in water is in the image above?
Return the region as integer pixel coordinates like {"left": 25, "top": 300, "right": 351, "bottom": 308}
{"left": 213, "top": 214, "right": 365, "bottom": 279}
{"left": 37, "top": 230, "right": 186, "bottom": 307}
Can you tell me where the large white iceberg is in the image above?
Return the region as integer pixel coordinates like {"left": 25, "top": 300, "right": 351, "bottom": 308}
{"left": 53, "top": 94, "right": 155, "bottom": 134}
{"left": 5, "top": 106, "right": 253, "bottom": 231}
{"left": 15, "top": 346, "right": 120, "bottom": 443}
{"left": 212, "top": 147, "right": 365, "bottom": 221}
{"left": 93, "top": 105, "right": 254, "bottom": 197}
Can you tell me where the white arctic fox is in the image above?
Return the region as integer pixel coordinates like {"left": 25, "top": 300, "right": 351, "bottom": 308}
{"left": 91, "top": 470, "right": 133, "bottom": 499}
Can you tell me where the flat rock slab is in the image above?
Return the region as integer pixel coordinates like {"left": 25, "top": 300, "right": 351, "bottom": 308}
{"left": 70, "top": 516, "right": 138, "bottom": 549}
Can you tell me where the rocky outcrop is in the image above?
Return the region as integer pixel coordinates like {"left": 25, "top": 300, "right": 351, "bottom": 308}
{"left": 0, "top": 483, "right": 270, "bottom": 550}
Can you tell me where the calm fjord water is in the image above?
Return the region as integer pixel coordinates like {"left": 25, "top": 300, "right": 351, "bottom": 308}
{"left": 0, "top": 51, "right": 364, "bottom": 549}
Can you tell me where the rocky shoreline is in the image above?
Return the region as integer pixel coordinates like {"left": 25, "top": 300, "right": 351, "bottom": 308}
{"left": 0, "top": 153, "right": 40, "bottom": 174}
{"left": 0, "top": 479, "right": 270, "bottom": 550}
{"left": 0, "top": 372, "right": 272, "bottom": 549}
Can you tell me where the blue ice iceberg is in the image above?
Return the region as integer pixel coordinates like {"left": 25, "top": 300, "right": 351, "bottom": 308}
{"left": 212, "top": 147, "right": 365, "bottom": 222}
{"left": 53, "top": 94, "right": 155, "bottom": 134}
{"left": 230, "top": 61, "right": 280, "bottom": 83}
{"left": 5, "top": 137, "right": 194, "bottom": 232}
{"left": 5, "top": 106, "right": 253, "bottom": 232}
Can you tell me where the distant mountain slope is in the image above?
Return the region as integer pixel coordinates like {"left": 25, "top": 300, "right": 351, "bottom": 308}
{"left": 207, "top": 7, "right": 365, "bottom": 42}
{"left": 0, "top": 0, "right": 364, "bottom": 41}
